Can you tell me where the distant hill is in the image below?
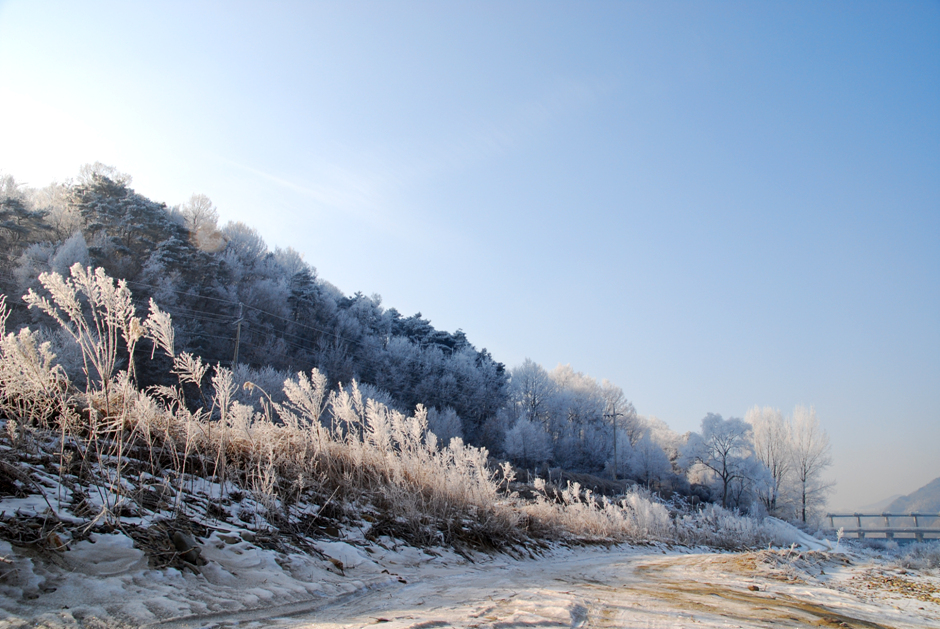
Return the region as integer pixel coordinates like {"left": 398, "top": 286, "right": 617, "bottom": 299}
{"left": 887, "top": 477, "right": 940, "bottom": 513}
{"left": 856, "top": 494, "right": 902, "bottom": 513}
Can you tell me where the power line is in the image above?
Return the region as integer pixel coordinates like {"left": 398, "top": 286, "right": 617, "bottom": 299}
{"left": 122, "top": 279, "right": 241, "bottom": 308}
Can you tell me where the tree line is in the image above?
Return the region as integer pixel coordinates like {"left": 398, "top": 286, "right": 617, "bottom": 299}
{"left": 0, "top": 164, "right": 833, "bottom": 523}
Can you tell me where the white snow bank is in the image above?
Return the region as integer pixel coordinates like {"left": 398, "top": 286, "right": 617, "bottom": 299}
{"left": 763, "top": 517, "right": 833, "bottom": 551}
{"left": 64, "top": 533, "right": 149, "bottom": 577}
{"left": 315, "top": 540, "right": 379, "bottom": 571}
{"left": 0, "top": 528, "right": 393, "bottom": 628}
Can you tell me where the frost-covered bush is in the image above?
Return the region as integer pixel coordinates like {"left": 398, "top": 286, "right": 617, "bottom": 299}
{"left": 895, "top": 542, "right": 940, "bottom": 570}
{"left": 521, "top": 481, "right": 673, "bottom": 542}
{"left": 675, "top": 502, "right": 768, "bottom": 548}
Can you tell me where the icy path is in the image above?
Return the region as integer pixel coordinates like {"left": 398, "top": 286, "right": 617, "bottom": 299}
{"left": 4, "top": 534, "right": 939, "bottom": 628}
{"left": 169, "top": 545, "right": 939, "bottom": 629}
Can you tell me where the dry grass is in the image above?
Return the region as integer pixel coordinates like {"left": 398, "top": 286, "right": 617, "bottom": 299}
{"left": 1, "top": 265, "right": 525, "bottom": 549}
{"left": 0, "top": 265, "right": 781, "bottom": 553}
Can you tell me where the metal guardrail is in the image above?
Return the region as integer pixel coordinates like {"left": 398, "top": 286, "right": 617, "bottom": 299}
{"left": 826, "top": 513, "right": 940, "bottom": 541}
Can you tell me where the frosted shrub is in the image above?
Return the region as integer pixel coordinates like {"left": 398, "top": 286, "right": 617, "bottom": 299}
{"left": 674, "top": 502, "right": 770, "bottom": 548}
{"left": 896, "top": 542, "right": 940, "bottom": 570}
{"left": 621, "top": 490, "right": 673, "bottom": 539}
{"left": 522, "top": 480, "right": 674, "bottom": 542}
{"left": 232, "top": 363, "right": 293, "bottom": 409}
{"left": 310, "top": 386, "right": 516, "bottom": 541}
{"left": 0, "top": 318, "right": 68, "bottom": 426}
{"left": 426, "top": 406, "right": 464, "bottom": 446}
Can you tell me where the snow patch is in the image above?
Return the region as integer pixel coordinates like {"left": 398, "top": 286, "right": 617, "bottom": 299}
{"left": 763, "top": 516, "right": 832, "bottom": 551}
{"left": 315, "top": 540, "right": 379, "bottom": 571}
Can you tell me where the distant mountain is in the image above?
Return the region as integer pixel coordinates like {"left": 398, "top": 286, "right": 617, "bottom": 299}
{"left": 887, "top": 477, "right": 940, "bottom": 514}
{"left": 856, "top": 494, "right": 902, "bottom": 513}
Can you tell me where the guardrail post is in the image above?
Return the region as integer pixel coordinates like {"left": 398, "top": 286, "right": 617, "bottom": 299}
{"left": 855, "top": 513, "right": 864, "bottom": 539}
{"left": 883, "top": 513, "right": 894, "bottom": 539}
{"left": 913, "top": 513, "right": 923, "bottom": 542}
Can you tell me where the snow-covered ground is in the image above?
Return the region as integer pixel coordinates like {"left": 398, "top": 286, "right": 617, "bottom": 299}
{"left": 290, "top": 543, "right": 940, "bottom": 629}
{"left": 2, "top": 525, "right": 939, "bottom": 629}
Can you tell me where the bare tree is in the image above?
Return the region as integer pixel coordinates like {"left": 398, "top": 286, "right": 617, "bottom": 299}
{"left": 182, "top": 194, "right": 225, "bottom": 252}
{"left": 77, "top": 162, "right": 131, "bottom": 186}
{"left": 509, "top": 358, "right": 555, "bottom": 426}
{"left": 181, "top": 193, "right": 219, "bottom": 233}
{"left": 747, "top": 405, "right": 790, "bottom": 515}
{"left": 683, "top": 413, "right": 758, "bottom": 508}
{"left": 790, "top": 405, "right": 833, "bottom": 523}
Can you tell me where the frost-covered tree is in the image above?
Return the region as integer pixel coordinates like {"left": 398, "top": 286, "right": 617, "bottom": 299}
{"left": 181, "top": 193, "right": 219, "bottom": 233}
{"left": 181, "top": 194, "right": 225, "bottom": 252}
{"left": 71, "top": 168, "right": 190, "bottom": 279}
{"left": 77, "top": 161, "right": 131, "bottom": 186}
{"left": 549, "top": 364, "right": 606, "bottom": 468}
{"left": 509, "top": 359, "right": 556, "bottom": 426}
{"left": 427, "top": 406, "right": 464, "bottom": 446}
{"left": 28, "top": 181, "right": 80, "bottom": 240}
{"left": 221, "top": 221, "right": 268, "bottom": 269}
{"left": 746, "top": 405, "right": 791, "bottom": 516}
{"left": 603, "top": 427, "right": 634, "bottom": 479}
{"left": 628, "top": 430, "right": 673, "bottom": 489}
{"left": 683, "top": 414, "right": 763, "bottom": 508}
{"left": 790, "top": 405, "right": 833, "bottom": 523}
{"left": 504, "top": 417, "right": 553, "bottom": 469}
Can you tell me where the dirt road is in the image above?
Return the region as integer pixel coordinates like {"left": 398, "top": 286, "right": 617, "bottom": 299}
{"left": 169, "top": 545, "right": 939, "bottom": 629}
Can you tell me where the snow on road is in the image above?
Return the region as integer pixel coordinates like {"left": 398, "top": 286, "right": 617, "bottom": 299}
{"left": 2, "top": 533, "right": 939, "bottom": 629}
{"left": 266, "top": 544, "right": 940, "bottom": 629}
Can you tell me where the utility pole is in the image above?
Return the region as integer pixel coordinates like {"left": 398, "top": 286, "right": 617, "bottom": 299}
{"left": 605, "top": 405, "right": 624, "bottom": 481}
{"left": 232, "top": 302, "right": 244, "bottom": 366}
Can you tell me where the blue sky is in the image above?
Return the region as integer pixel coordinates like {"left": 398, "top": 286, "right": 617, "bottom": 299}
{"left": 1, "top": 1, "right": 938, "bottom": 509}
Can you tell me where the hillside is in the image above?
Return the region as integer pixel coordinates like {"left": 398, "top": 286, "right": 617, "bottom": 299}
{"left": 0, "top": 166, "right": 835, "bottom": 520}
{"left": 0, "top": 168, "right": 680, "bottom": 501}
{"left": 0, "top": 169, "right": 509, "bottom": 444}
{"left": 887, "top": 476, "right": 940, "bottom": 513}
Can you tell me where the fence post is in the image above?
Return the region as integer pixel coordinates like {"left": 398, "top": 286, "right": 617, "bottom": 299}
{"left": 883, "top": 513, "right": 893, "bottom": 539}
{"left": 913, "top": 514, "right": 923, "bottom": 542}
